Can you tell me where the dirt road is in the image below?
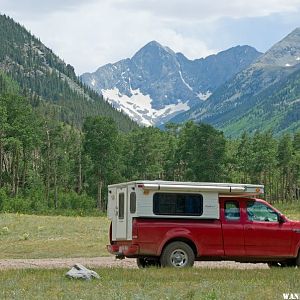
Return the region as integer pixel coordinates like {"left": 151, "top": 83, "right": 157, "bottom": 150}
{"left": 0, "top": 257, "right": 268, "bottom": 270}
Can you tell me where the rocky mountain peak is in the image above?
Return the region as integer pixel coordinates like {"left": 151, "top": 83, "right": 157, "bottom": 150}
{"left": 256, "top": 27, "right": 300, "bottom": 67}
{"left": 134, "top": 40, "right": 175, "bottom": 56}
{"left": 80, "top": 42, "right": 261, "bottom": 126}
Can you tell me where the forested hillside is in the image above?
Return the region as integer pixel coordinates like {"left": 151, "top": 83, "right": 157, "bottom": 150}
{"left": 222, "top": 67, "right": 300, "bottom": 136}
{"left": 0, "top": 14, "right": 299, "bottom": 214}
{"left": 0, "top": 14, "right": 136, "bottom": 131}
{"left": 0, "top": 69, "right": 299, "bottom": 213}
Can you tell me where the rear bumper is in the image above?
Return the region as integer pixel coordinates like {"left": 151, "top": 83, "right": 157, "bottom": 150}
{"left": 107, "top": 243, "right": 139, "bottom": 257}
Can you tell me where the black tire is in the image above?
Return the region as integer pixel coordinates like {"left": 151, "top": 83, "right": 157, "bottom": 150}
{"left": 296, "top": 250, "right": 300, "bottom": 267}
{"left": 137, "top": 257, "right": 161, "bottom": 268}
{"left": 268, "top": 262, "right": 284, "bottom": 268}
{"left": 160, "top": 241, "right": 195, "bottom": 268}
{"left": 268, "top": 260, "right": 296, "bottom": 268}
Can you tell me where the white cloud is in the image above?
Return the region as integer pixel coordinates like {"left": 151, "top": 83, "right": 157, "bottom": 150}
{"left": 1, "top": 0, "right": 299, "bottom": 74}
{"left": 0, "top": 0, "right": 94, "bottom": 15}
{"left": 116, "top": 0, "right": 300, "bottom": 21}
{"left": 4, "top": 0, "right": 217, "bottom": 74}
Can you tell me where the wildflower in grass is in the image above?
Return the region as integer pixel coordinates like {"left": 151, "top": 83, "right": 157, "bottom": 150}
{"left": 1, "top": 227, "right": 9, "bottom": 234}
{"left": 20, "top": 233, "right": 30, "bottom": 240}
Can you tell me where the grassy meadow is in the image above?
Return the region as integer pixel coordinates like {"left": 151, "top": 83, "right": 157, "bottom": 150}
{"left": 0, "top": 201, "right": 299, "bottom": 260}
{"left": 0, "top": 202, "right": 300, "bottom": 299}
{"left": 0, "top": 213, "right": 110, "bottom": 259}
{"left": 1, "top": 267, "right": 300, "bottom": 299}
{"left": 272, "top": 201, "right": 300, "bottom": 220}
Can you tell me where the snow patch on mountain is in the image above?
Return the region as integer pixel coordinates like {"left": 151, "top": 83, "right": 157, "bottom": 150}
{"left": 179, "top": 71, "right": 193, "bottom": 91}
{"left": 102, "top": 88, "right": 190, "bottom": 126}
{"left": 197, "top": 91, "right": 212, "bottom": 100}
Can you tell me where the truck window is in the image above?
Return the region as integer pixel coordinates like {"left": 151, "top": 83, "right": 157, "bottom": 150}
{"left": 130, "top": 192, "right": 136, "bottom": 214}
{"left": 225, "top": 201, "right": 240, "bottom": 220}
{"left": 118, "top": 193, "right": 125, "bottom": 219}
{"left": 247, "top": 201, "right": 278, "bottom": 222}
{"left": 153, "top": 193, "right": 203, "bottom": 216}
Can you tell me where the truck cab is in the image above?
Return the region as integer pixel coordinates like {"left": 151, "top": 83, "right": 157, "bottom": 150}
{"left": 106, "top": 181, "right": 300, "bottom": 268}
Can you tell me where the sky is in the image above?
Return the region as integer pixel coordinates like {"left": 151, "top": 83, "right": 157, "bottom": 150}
{"left": 1, "top": 0, "right": 300, "bottom": 74}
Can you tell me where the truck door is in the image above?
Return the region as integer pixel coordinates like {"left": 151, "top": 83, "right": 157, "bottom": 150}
{"left": 220, "top": 199, "right": 245, "bottom": 256}
{"left": 115, "top": 187, "right": 128, "bottom": 240}
{"left": 244, "top": 200, "right": 292, "bottom": 256}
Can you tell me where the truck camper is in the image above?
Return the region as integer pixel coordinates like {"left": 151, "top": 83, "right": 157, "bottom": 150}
{"left": 107, "top": 181, "right": 300, "bottom": 268}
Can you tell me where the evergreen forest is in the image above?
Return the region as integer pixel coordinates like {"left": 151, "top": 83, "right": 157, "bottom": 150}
{"left": 0, "top": 13, "right": 299, "bottom": 214}
{"left": 0, "top": 72, "right": 299, "bottom": 214}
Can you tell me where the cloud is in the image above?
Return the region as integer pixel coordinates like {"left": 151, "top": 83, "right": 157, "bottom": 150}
{"left": 0, "top": 0, "right": 299, "bottom": 74}
{"left": 0, "top": 0, "right": 95, "bottom": 15}
{"left": 116, "top": 0, "right": 300, "bottom": 21}
{"left": 4, "top": 0, "right": 217, "bottom": 74}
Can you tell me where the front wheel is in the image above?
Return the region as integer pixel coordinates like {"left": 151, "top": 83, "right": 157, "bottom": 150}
{"left": 268, "top": 262, "right": 286, "bottom": 268}
{"left": 160, "top": 241, "right": 195, "bottom": 268}
{"left": 268, "top": 260, "right": 296, "bottom": 268}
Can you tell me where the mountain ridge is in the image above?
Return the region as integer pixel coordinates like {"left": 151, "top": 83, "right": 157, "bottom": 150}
{"left": 81, "top": 41, "right": 261, "bottom": 126}
{"left": 0, "top": 14, "right": 137, "bottom": 131}
{"left": 171, "top": 27, "right": 300, "bottom": 135}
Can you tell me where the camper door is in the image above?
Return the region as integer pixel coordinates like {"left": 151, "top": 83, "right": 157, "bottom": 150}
{"left": 115, "top": 187, "right": 127, "bottom": 240}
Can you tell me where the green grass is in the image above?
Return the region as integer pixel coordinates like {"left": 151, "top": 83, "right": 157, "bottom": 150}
{"left": 271, "top": 201, "right": 300, "bottom": 220}
{"left": 0, "top": 201, "right": 299, "bottom": 260}
{"left": 0, "top": 213, "right": 110, "bottom": 259}
{"left": 0, "top": 267, "right": 300, "bottom": 299}
{"left": 1, "top": 205, "right": 300, "bottom": 299}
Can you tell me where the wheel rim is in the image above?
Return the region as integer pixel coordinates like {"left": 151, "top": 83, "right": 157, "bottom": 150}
{"left": 170, "top": 249, "right": 188, "bottom": 267}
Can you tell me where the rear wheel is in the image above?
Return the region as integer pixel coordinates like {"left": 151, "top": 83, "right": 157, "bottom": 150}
{"left": 296, "top": 250, "right": 300, "bottom": 267}
{"left": 137, "top": 257, "right": 161, "bottom": 268}
{"left": 160, "top": 241, "right": 195, "bottom": 268}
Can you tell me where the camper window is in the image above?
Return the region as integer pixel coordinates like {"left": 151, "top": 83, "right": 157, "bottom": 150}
{"left": 118, "top": 193, "right": 125, "bottom": 219}
{"left": 153, "top": 193, "right": 203, "bottom": 216}
{"left": 130, "top": 192, "right": 136, "bottom": 213}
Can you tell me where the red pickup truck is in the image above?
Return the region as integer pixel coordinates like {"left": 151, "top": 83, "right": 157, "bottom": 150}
{"left": 107, "top": 181, "right": 300, "bottom": 268}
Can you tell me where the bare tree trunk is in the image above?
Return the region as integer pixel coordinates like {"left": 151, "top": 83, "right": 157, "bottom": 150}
{"left": 54, "top": 165, "right": 58, "bottom": 209}
{"left": 77, "top": 148, "right": 82, "bottom": 194}
{"left": 11, "top": 148, "right": 20, "bottom": 197}
{"left": 46, "top": 128, "right": 51, "bottom": 207}
{"left": 97, "top": 178, "right": 103, "bottom": 211}
{"left": 15, "top": 149, "right": 19, "bottom": 197}
{"left": 11, "top": 151, "right": 15, "bottom": 196}
{"left": 0, "top": 139, "right": 3, "bottom": 188}
{"left": 22, "top": 149, "right": 28, "bottom": 190}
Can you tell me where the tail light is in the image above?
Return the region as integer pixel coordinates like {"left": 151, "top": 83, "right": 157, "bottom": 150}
{"left": 132, "top": 218, "right": 138, "bottom": 239}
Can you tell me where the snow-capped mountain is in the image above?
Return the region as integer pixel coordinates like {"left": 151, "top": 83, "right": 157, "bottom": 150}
{"left": 81, "top": 41, "right": 261, "bottom": 126}
{"left": 171, "top": 28, "right": 300, "bottom": 135}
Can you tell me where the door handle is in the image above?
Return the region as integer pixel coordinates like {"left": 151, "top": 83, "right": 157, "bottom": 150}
{"left": 245, "top": 226, "right": 254, "bottom": 230}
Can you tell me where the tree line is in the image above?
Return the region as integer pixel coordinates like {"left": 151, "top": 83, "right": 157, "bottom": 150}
{"left": 0, "top": 91, "right": 299, "bottom": 213}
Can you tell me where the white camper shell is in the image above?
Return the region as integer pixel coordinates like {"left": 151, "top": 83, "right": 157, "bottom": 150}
{"left": 107, "top": 180, "right": 264, "bottom": 241}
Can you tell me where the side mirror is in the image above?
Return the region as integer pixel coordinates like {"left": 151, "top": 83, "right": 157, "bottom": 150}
{"left": 278, "top": 214, "right": 285, "bottom": 224}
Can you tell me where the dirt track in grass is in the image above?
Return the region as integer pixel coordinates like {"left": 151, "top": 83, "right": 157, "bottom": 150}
{"left": 0, "top": 257, "right": 269, "bottom": 270}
